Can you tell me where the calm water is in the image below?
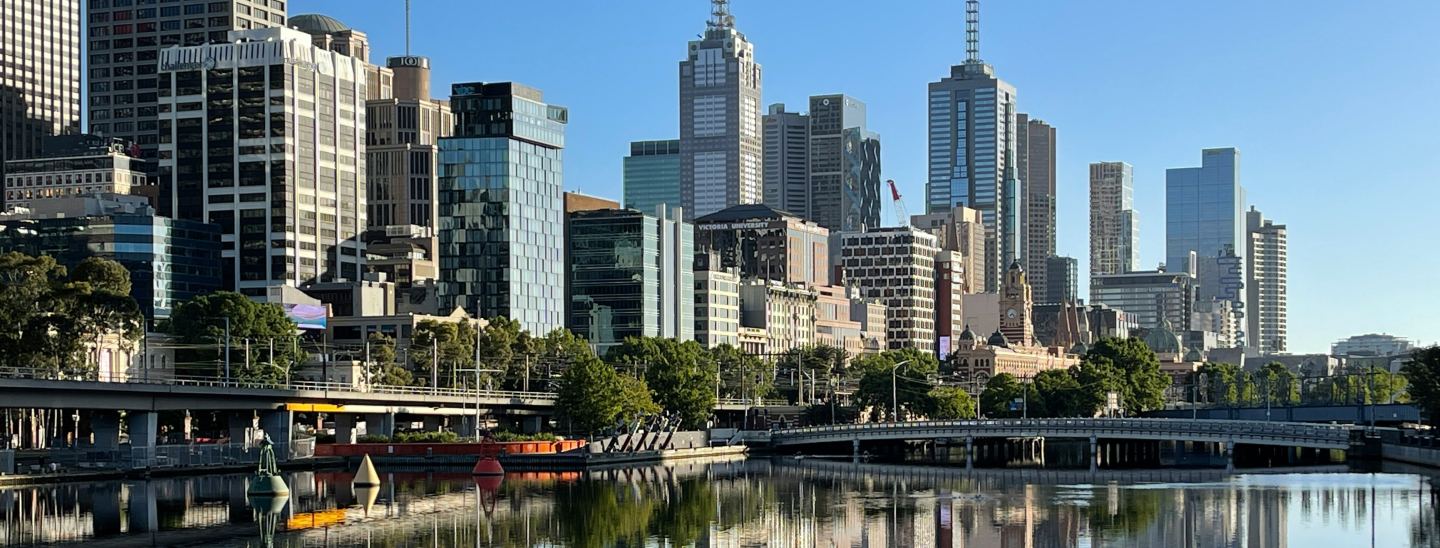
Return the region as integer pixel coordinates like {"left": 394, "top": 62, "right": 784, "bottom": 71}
{"left": 2, "top": 460, "right": 1438, "bottom": 547}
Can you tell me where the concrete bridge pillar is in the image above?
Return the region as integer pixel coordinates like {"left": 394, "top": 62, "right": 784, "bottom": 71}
{"left": 457, "top": 415, "right": 478, "bottom": 439}
{"left": 92, "top": 410, "right": 121, "bottom": 451}
{"left": 965, "top": 436, "right": 974, "bottom": 470}
{"left": 852, "top": 438, "right": 861, "bottom": 461}
{"left": 365, "top": 413, "right": 395, "bottom": 439}
{"left": 333, "top": 414, "right": 357, "bottom": 444}
{"left": 1224, "top": 438, "right": 1235, "bottom": 472}
{"left": 126, "top": 411, "right": 158, "bottom": 466}
{"left": 1089, "top": 435, "right": 1099, "bottom": 472}
{"left": 260, "top": 410, "right": 293, "bottom": 458}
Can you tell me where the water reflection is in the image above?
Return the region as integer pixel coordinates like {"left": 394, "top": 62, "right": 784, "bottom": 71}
{"left": 1, "top": 461, "right": 1437, "bottom": 547}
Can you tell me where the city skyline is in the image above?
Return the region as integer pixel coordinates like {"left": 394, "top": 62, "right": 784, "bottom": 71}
{"left": 83, "top": 0, "right": 1440, "bottom": 353}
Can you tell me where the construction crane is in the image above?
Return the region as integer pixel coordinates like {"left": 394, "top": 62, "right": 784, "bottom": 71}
{"left": 885, "top": 179, "right": 911, "bottom": 228}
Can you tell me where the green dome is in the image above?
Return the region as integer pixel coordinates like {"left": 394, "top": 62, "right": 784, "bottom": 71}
{"left": 1143, "top": 319, "right": 1183, "bottom": 355}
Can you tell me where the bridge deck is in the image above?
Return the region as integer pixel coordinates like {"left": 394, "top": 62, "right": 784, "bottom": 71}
{"left": 770, "top": 418, "right": 1353, "bottom": 450}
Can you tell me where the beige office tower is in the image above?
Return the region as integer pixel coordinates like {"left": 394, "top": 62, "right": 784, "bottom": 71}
{"left": 1, "top": 0, "right": 82, "bottom": 208}
{"left": 912, "top": 205, "right": 986, "bottom": 293}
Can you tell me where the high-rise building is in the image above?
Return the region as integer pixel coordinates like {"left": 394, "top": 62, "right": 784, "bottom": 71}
{"left": 693, "top": 204, "right": 830, "bottom": 287}
{"left": 1246, "top": 207, "right": 1287, "bottom": 353}
{"left": 1166, "top": 148, "right": 1246, "bottom": 303}
{"left": 1089, "top": 161, "right": 1139, "bottom": 277}
{"left": 934, "top": 250, "right": 967, "bottom": 357}
{"left": 438, "top": 82, "right": 567, "bottom": 334}
{"left": 912, "top": 205, "right": 985, "bottom": 293}
{"left": 1, "top": 0, "right": 82, "bottom": 209}
{"left": 362, "top": 56, "right": 453, "bottom": 231}
{"left": 926, "top": 1, "right": 1018, "bottom": 292}
{"left": 694, "top": 251, "right": 740, "bottom": 349}
{"left": 808, "top": 94, "right": 881, "bottom": 233}
{"left": 567, "top": 207, "right": 694, "bottom": 355}
{"left": 3, "top": 135, "right": 148, "bottom": 211}
{"left": 86, "top": 0, "right": 285, "bottom": 169}
{"left": 1018, "top": 115, "right": 1055, "bottom": 297}
{"left": 157, "top": 27, "right": 367, "bottom": 296}
{"left": 1044, "top": 256, "right": 1078, "bottom": 305}
{"left": 623, "top": 139, "right": 681, "bottom": 215}
{"left": 840, "top": 227, "right": 939, "bottom": 353}
{"left": 761, "top": 104, "right": 808, "bottom": 216}
{"left": 679, "top": 0, "right": 762, "bottom": 221}
{"left": 1090, "top": 269, "right": 1196, "bottom": 331}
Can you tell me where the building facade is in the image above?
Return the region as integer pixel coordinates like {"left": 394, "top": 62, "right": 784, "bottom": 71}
{"left": 739, "top": 280, "right": 817, "bottom": 357}
{"left": 694, "top": 252, "right": 740, "bottom": 349}
{"left": 567, "top": 207, "right": 694, "bottom": 355}
{"left": 623, "top": 139, "right": 681, "bottom": 216}
{"left": 1043, "top": 255, "right": 1077, "bottom": 305}
{"left": 1166, "top": 148, "right": 1245, "bottom": 304}
{"left": 761, "top": 104, "right": 808, "bottom": 216}
{"left": 912, "top": 205, "right": 986, "bottom": 294}
{"left": 839, "top": 227, "right": 939, "bottom": 353}
{"left": 1332, "top": 334, "right": 1413, "bottom": 358}
{"left": 934, "top": 250, "right": 967, "bottom": 357}
{"left": 438, "top": 82, "right": 567, "bottom": 335}
{"left": 157, "top": 27, "right": 367, "bottom": 296}
{"left": 1246, "top": 206, "right": 1287, "bottom": 354}
{"left": 86, "top": 0, "right": 284, "bottom": 166}
{"left": 693, "top": 204, "right": 830, "bottom": 286}
{"left": 1018, "top": 115, "right": 1055, "bottom": 298}
{"left": 679, "top": 1, "right": 762, "bottom": 221}
{"left": 364, "top": 56, "right": 453, "bottom": 231}
{"left": 998, "top": 260, "right": 1035, "bottom": 346}
{"left": 807, "top": 94, "right": 881, "bottom": 233}
{"left": 1, "top": 0, "right": 82, "bottom": 209}
{"left": 1089, "top": 161, "right": 1139, "bottom": 277}
{"left": 4, "top": 135, "right": 149, "bottom": 211}
{"left": 1090, "top": 270, "right": 1196, "bottom": 331}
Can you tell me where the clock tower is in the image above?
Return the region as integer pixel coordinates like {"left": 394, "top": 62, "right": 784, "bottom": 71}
{"left": 999, "top": 260, "right": 1034, "bottom": 346}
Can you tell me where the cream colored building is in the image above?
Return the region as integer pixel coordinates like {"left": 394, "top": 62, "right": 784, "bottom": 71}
{"left": 839, "top": 226, "right": 939, "bottom": 354}
{"left": 739, "top": 280, "right": 817, "bottom": 357}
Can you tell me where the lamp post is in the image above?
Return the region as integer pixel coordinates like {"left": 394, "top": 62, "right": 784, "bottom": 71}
{"left": 890, "top": 360, "right": 912, "bottom": 423}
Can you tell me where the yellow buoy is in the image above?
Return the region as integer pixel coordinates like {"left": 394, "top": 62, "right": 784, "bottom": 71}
{"left": 352, "top": 454, "right": 381, "bottom": 487}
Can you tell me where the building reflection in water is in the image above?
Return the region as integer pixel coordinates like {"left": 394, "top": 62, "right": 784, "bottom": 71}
{"left": 0, "top": 461, "right": 1436, "bottom": 546}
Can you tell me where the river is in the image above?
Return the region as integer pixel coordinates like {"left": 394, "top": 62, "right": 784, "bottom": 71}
{"left": 1, "top": 459, "right": 1437, "bottom": 546}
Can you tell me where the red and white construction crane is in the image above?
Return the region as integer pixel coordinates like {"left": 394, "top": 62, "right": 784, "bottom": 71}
{"left": 885, "top": 179, "right": 911, "bottom": 228}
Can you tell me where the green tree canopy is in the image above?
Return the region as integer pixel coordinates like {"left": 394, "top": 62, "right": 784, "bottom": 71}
{"left": 556, "top": 353, "right": 659, "bottom": 435}
{"left": 852, "top": 349, "right": 940, "bottom": 421}
{"left": 366, "top": 332, "right": 414, "bottom": 386}
{"left": 1033, "top": 368, "right": 1089, "bottom": 417}
{"left": 712, "top": 344, "right": 772, "bottom": 403}
{"left": 926, "top": 386, "right": 977, "bottom": 419}
{"left": 606, "top": 337, "right": 718, "bottom": 429}
{"left": 169, "top": 291, "right": 301, "bottom": 384}
{"left": 979, "top": 373, "right": 1038, "bottom": 418}
{"left": 0, "top": 253, "right": 144, "bottom": 379}
{"left": 1402, "top": 347, "right": 1440, "bottom": 424}
{"left": 1081, "top": 337, "right": 1170, "bottom": 415}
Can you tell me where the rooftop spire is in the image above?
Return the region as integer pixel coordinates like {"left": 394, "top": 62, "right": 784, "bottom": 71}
{"left": 404, "top": 0, "right": 411, "bottom": 56}
{"left": 708, "top": 0, "right": 735, "bottom": 31}
{"left": 966, "top": 0, "right": 981, "bottom": 63}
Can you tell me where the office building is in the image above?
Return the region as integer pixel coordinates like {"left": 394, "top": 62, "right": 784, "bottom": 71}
{"left": 839, "top": 227, "right": 939, "bottom": 353}
{"left": 2, "top": 0, "right": 81, "bottom": 212}
{"left": 934, "top": 251, "right": 966, "bottom": 357}
{"left": 1192, "top": 298, "right": 1242, "bottom": 349}
{"left": 739, "top": 280, "right": 817, "bottom": 356}
{"left": 4, "top": 135, "right": 149, "bottom": 211}
{"left": 694, "top": 251, "right": 740, "bottom": 349}
{"left": 926, "top": 0, "right": 1018, "bottom": 292}
{"left": 808, "top": 94, "right": 881, "bottom": 232}
{"left": 912, "top": 205, "right": 986, "bottom": 293}
{"left": 157, "top": 27, "right": 367, "bottom": 296}
{"left": 0, "top": 193, "right": 220, "bottom": 319}
{"left": 815, "top": 284, "right": 880, "bottom": 359}
{"left": 693, "top": 203, "right": 830, "bottom": 286}
{"left": 623, "top": 139, "right": 681, "bottom": 215}
{"left": 362, "top": 55, "right": 453, "bottom": 230}
{"left": 86, "top": 0, "right": 285, "bottom": 167}
{"left": 1089, "top": 161, "right": 1139, "bottom": 276}
{"left": 1332, "top": 334, "right": 1413, "bottom": 358}
{"left": 1090, "top": 269, "right": 1196, "bottom": 331}
{"left": 1246, "top": 206, "right": 1287, "bottom": 353}
{"left": 438, "top": 81, "right": 567, "bottom": 334}
{"left": 762, "top": 104, "right": 808, "bottom": 216}
{"left": 291, "top": 13, "right": 370, "bottom": 61}
{"left": 1018, "top": 115, "right": 1055, "bottom": 297}
{"left": 361, "top": 224, "right": 438, "bottom": 312}
{"left": 1044, "top": 255, "right": 1077, "bottom": 305}
{"left": 679, "top": 0, "right": 763, "bottom": 221}
{"left": 567, "top": 207, "right": 694, "bottom": 355}
{"left": 1166, "top": 148, "right": 1246, "bottom": 304}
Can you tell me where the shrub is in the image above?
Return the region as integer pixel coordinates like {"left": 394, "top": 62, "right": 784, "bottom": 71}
{"left": 357, "top": 434, "right": 390, "bottom": 443}
{"left": 490, "top": 431, "right": 557, "bottom": 442}
{"left": 393, "top": 430, "right": 459, "bottom": 443}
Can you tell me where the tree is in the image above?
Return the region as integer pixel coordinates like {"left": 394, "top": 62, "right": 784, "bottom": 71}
{"left": 606, "top": 338, "right": 718, "bottom": 429}
{"left": 1261, "top": 362, "right": 1300, "bottom": 406}
{"left": 979, "top": 373, "right": 1038, "bottom": 418}
{"left": 556, "top": 354, "right": 624, "bottom": 434}
{"left": 926, "top": 386, "right": 977, "bottom": 419}
{"left": 1197, "top": 362, "right": 1243, "bottom": 405}
{"left": 778, "top": 344, "right": 847, "bottom": 403}
{"left": 410, "top": 319, "right": 478, "bottom": 388}
{"left": 712, "top": 344, "right": 772, "bottom": 403}
{"left": 1033, "top": 368, "right": 1088, "bottom": 417}
{"left": 366, "top": 332, "right": 413, "bottom": 386}
{"left": 853, "top": 349, "right": 939, "bottom": 421}
{"left": 1403, "top": 347, "right": 1440, "bottom": 425}
{"left": 1082, "top": 338, "right": 1170, "bottom": 415}
{"left": 71, "top": 256, "right": 132, "bottom": 294}
{"left": 0, "top": 253, "right": 144, "bottom": 379}
{"left": 169, "top": 291, "right": 301, "bottom": 384}
{"left": 617, "top": 373, "right": 660, "bottom": 422}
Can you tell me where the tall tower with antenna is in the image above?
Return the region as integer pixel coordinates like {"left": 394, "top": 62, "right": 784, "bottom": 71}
{"left": 966, "top": 0, "right": 981, "bottom": 64}
{"left": 679, "top": 0, "right": 764, "bottom": 221}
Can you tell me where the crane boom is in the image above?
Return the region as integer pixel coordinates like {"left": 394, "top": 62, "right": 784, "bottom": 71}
{"left": 885, "top": 179, "right": 911, "bottom": 227}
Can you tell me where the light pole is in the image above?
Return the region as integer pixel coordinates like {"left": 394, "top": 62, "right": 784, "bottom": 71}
{"left": 890, "top": 360, "right": 912, "bottom": 423}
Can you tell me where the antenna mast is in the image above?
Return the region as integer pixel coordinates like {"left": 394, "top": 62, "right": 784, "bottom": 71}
{"left": 966, "top": 0, "right": 980, "bottom": 63}
{"left": 404, "top": 0, "right": 411, "bottom": 56}
{"left": 709, "top": 0, "right": 734, "bottom": 30}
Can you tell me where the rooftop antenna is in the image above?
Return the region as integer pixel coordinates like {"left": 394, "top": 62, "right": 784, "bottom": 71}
{"left": 404, "top": 0, "right": 411, "bottom": 56}
{"left": 966, "top": 0, "right": 980, "bottom": 64}
{"left": 709, "top": 0, "right": 734, "bottom": 31}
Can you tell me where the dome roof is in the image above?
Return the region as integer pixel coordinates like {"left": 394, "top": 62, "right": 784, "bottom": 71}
{"left": 1184, "top": 347, "right": 1204, "bottom": 362}
{"left": 958, "top": 325, "right": 978, "bottom": 341}
{"left": 987, "top": 330, "right": 1010, "bottom": 348}
{"left": 1143, "top": 319, "right": 1183, "bottom": 355}
{"left": 290, "top": 14, "right": 350, "bottom": 34}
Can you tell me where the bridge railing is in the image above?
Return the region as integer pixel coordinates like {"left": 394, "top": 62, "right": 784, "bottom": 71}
{"left": 772, "top": 418, "right": 1352, "bottom": 443}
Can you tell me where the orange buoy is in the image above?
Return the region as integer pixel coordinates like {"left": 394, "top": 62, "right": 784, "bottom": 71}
{"left": 471, "top": 456, "right": 504, "bottom": 476}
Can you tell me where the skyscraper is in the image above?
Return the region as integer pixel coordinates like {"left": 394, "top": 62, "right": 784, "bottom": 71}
{"left": 1091, "top": 270, "right": 1196, "bottom": 331}
{"left": 157, "top": 27, "right": 367, "bottom": 296}
{"left": 623, "top": 139, "right": 682, "bottom": 215}
{"left": 86, "top": 0, "right": 284, "bottom": 170}
{"left": 1088, "top": 161, "right": 1139, "bottom": 277}
{"left": 840, "top": 227, "right": 939, "bottom": 353}
{"left": 762, "top": 103, "right": 808, "bottom": 216}
{"left": 567, "top": 207, "right": 694, "bottom": 355}
{"left": 363, "top": 55, "right": 453, "bottom": 231}
{"left": 1, "top": 0, "right": 81, "bottom": 208}
{"left": 1044, "top": 255, "right": 1078, "bottom": 305}
{"left": 679, "top": 0, "right": 763, "bottom": 221}
{"left": 438, "top": 82, "right": 567, "bottom": 334}
{"left": 1018, "top": 114, "right": 1056, "bottom": 297}
{"left": 1166, "top": 147, "right": 1246, "bottom": 304}
{"left": 926, "top": 0, "right": 1018, "bottom": 292}
{"left": 1246, "top": 207, "right": 1287, "bottom": 353}
{"left": 808, "top": 94, "right": 881, "bottom": 233}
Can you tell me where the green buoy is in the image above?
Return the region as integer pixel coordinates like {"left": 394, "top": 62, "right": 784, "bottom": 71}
{"left": 246, "top": 435, "right": 289, "bottom": 496}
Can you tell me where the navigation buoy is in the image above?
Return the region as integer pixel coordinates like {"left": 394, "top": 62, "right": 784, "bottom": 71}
{"left": 245, "top": 435, "right": 289, "bottom": 496}
{"left": 352, "top": 454, "right": 381, "bottom": 487}
{"left": 353, "top": 485, "right": 379, "bottom": 514}
{"left": 471, "top": 456, "right": 504, "bottom": 476}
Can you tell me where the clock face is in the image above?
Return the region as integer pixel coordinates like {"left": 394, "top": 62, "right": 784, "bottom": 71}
{"left": 1006, "top": 308, "right": 1018, "bottom": 319}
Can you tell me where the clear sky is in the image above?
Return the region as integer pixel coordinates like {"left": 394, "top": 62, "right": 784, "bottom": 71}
{"left": 293, "top": 0, "right": 1440, "bottom": 354}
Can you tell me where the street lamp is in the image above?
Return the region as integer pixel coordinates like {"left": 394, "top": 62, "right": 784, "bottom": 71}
{"left": 890, "top": 360, "right": 912, "bottom": 423}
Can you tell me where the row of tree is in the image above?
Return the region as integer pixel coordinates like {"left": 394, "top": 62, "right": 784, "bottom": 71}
{"left": 0, "top": 252, "right": 144, "bottom": 378}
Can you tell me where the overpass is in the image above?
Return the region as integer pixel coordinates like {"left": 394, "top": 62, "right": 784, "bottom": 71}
{"left": 1144, "top": 403, "right": 1420, "bottom": 425}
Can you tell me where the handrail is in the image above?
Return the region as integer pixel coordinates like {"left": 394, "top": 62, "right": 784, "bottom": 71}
{"left": 771, "top": 418, "right": 1352, "bottom": 442}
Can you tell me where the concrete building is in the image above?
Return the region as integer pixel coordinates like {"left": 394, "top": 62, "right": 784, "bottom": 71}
{"left": 623, "top": 139, "right": 681, "bottom": 216}
{"left": 694, "top": 252, "right": 740, "bottom": 349}
{"left": 567, "top": 207, "right": 694, "bottom": 356}
{"left": 815, "top": 285, "right": 880, "bottom": 360}
{"left": 1166, "top": 148, "right": 1246, "bottom": 305}
{"left": 679, "top": 0, "right": 762, "bottom": 221}
{"left": 1192, "top": 298, "right": 1242, "bottom": 349}
{"left": 438, "top": 82, "right": 567, "bottom": 334}
{"left": 762, "top": 104, "right": 808, "bottom": 216}
{"left": 807, "top": 94, "right": 881, "bottom": 233}
{"left": 1018, "top": 115, "right": 1055, "bottom": 298}
{"left": 1332, "top": 334, "right": 1414, "bottom": 358}
{"left": 1089, "top": 161, "right": 1139, "bottom": 276}
{"left": 851, "top": 293, "right": 888, "bottom": 353}
{"left": 1043, "top": 255, "right": 1078, "bottom": 305}
{"left": 949, "top": 326, "right": 1081, "bottom": 391}
{"left": 1090, "top": 269, "right": 1196, "bottom": 331}
{"left": 0, "top": 193, "right": 220, "bottom": 319}
{"left": 693, "top": 204, "right": 830, "bottom": 286}
{"left": 1246, "top": 206, "right": 1287, "bottom": 354}
{"left": 961, "top": 292, "right": 1001, "bottom": 341}
{"left": 925, "top": 1, "right": 1019, "bottom": 292}
{"left": 157, "top": 27, "right": 367, "bottom": 296}
{"left": 1, "top": 0, "right": 82, "bottom": 210}
{"left": 912, "top": 205, "right": 986, "bottom": 293}
{"left": 737, "top": 326, "right": 767, "bottom": 357}
{"left": 839, "top": 227, "right": 939, "bottom": 353}
{"left": 739, "top": 280, "right": 817, "bottom": 357}
{"left": 362, "top": 55, "right": 453, "bottom": 231}
{"left": 934, "top": 251, "right": 967, "bottom": 357}
{"left": 361, "top": 224, "right": 438, "bottom": 310}
{"left": 86, "top": 0, "right": 284, "bottom": 167}
{"left": 3, "top": 135, "right": 149, "bottom": 211}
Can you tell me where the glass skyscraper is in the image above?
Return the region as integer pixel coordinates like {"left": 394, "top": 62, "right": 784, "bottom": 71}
{"left": 1165, "top": 148, "right": 1246, "bottom": 303}
{"left": 567, "top": 207, "right": 694, "bottom": 356}
{"left": 623, "top": 139, "right": 681, "bottom": 216}
{"left": 438, "top": 82, "right": 567, "bottom": 334}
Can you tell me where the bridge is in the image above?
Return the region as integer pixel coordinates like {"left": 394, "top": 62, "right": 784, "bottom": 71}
{"left": 770, "top": 418, "right": 1354, "bottom": 451}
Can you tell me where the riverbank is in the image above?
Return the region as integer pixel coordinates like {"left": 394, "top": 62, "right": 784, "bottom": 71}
{"left": 0, "top": 456, "right": 345, "bottom": 487}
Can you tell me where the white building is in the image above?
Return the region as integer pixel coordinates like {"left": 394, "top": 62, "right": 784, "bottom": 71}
{"left": 4, "top": 136, "right": 148, "bottom": 212}
{"left": 1332, "top": 334, "right": 1414, "bottom": 358}
{"left": 739, "top": 280, "right": 817, "bottom": 357}
{"left": 695, "top": 255, "right": 740, "bottom": 349}
{"left": 839, "top": 227, "right": 939, "bottom": 353}
{"left": 1246, "top": 206, "right": 1287, "bottom": 354}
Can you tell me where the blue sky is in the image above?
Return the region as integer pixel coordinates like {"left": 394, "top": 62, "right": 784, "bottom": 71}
{"left": 293, "top": 0, "right": 1440, "bottom": 354}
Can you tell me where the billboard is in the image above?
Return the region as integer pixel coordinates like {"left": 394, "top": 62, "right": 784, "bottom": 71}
{"left": 285, "top": 303, "right": 328, "bottom": 331}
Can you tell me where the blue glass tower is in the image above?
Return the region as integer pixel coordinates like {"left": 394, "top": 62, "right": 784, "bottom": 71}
{"left": 438, "top": 82, "right": 567, "bottom": 334}
{"left": 1165, "top": 147, "right": 1246, "bottom": 304}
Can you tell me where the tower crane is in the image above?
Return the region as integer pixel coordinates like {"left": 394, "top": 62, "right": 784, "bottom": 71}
{"left": 885, "top": 179, "right": 912, "bottom": 228}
